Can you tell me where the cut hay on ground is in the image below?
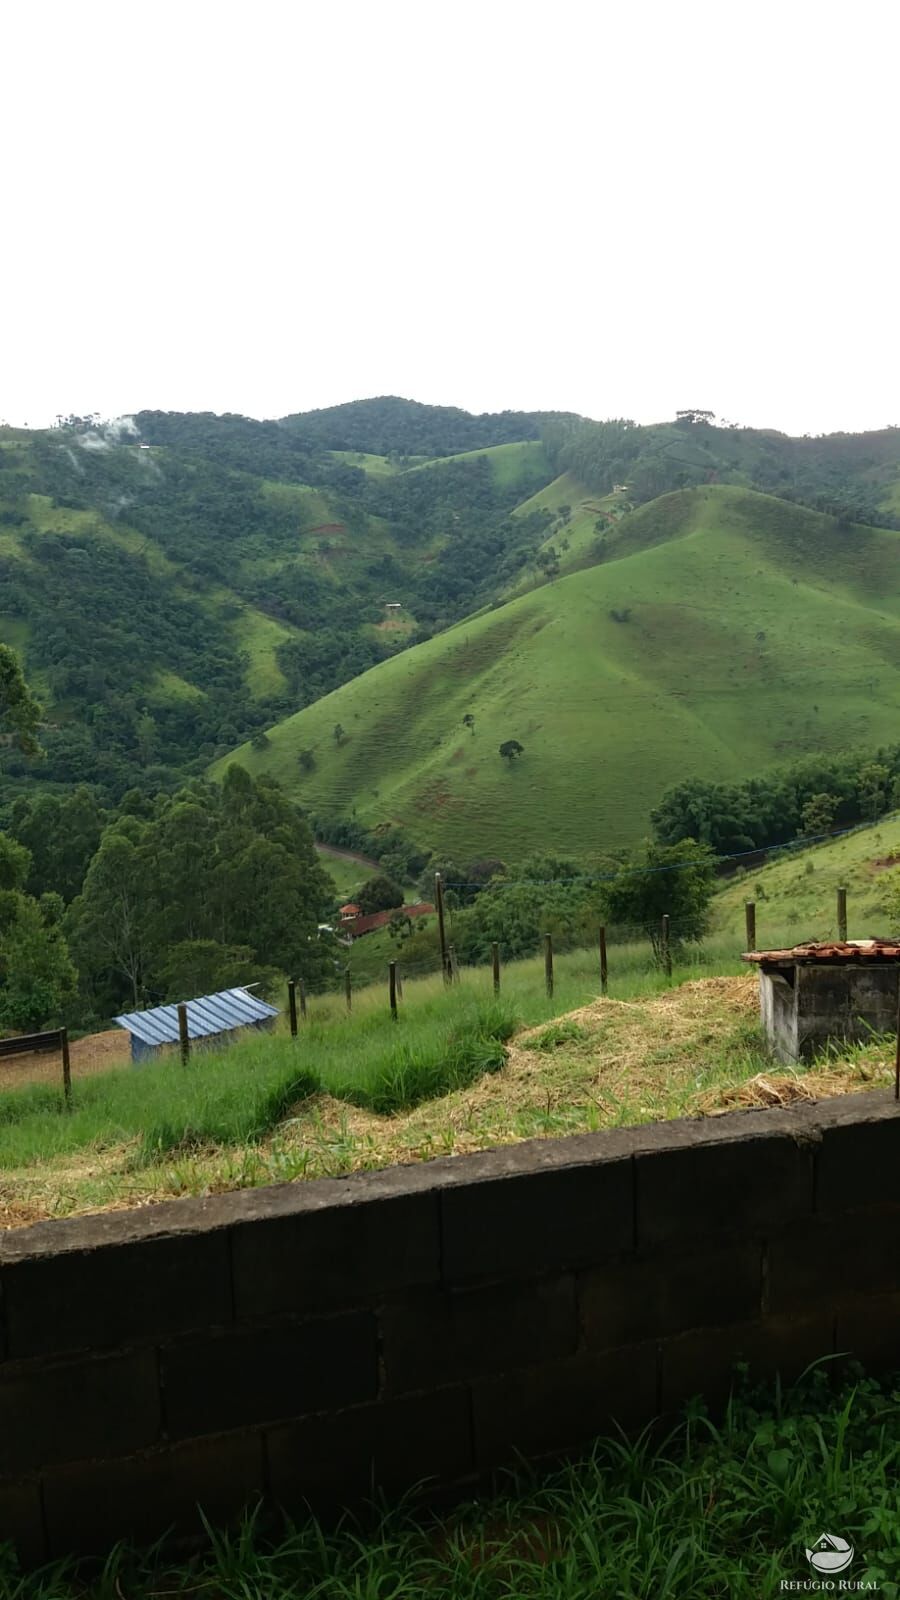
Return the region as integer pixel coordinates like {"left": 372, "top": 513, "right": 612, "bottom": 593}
{"left": 0, "top": 976, "right": 892, "bottom": 1229}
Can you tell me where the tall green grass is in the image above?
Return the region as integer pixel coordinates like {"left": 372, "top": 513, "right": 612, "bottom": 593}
{"left": 0, "top": 929, "right": 768, "bottom": 1177}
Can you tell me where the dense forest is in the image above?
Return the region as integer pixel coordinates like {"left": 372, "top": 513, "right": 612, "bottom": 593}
{"left": 543, "top": 414, "right": 900, "bottom": 528}
{"left": 651, "top": 748, "right": 900, "bottom": 855}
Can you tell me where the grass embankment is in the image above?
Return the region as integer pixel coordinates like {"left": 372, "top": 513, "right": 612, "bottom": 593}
{"left": 714, "top": 811, "right": 900, "bottom": 944}
{"left": 220, "top": 486, "right": 900, "bottom": 862}
{"left": 2, "top": 934, "right": 896, "bottom": 1224}
{"left": 4, "top": 1367, "right": 898, "bottom": 1598}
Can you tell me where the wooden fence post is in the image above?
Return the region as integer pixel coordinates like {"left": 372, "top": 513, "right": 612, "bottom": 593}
{"left": 661, "top": 915, "right": 672, "bottom": 979}
{"left": 895, "top": 974, "right": 900, "bottom": 1102}
{"left": 449, "top": 943, "right": 460, "bottom": 983}
{"left": 298, "top": 978, "right": 307, "bottom": 1020}
{"left": 492, "top": 941, "right": 500, "bottom": 996}
{"left": 177, "top": 1003, "right": 190, "bottom": 1066}
{"left": 389, "top": 961, "right": 398, "bottom": 1021}
{"left": 599, "top": 926, "right": 608, "bottom": 996}
{"left": 745, "top": 901, "right": 756, "bottom": 951}
{"left": 61, "top": 1027, "right": 71, "bottom": 1107}
{"left": 837, "top": 886, "right": 848, "bottom": 942}
{"left": 435, "top": 872, "right": 451, "bottom": 985}
{"left": 344, "top": 967, "right": 352, "bottom": 1014}
{"left": 288, "top": 980, "right": 298, "bottom": 1038}
{"left": 544, "top": 933, "right": 554, "bottom": 999}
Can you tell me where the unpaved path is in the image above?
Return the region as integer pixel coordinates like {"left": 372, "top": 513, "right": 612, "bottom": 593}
{"left": 315, "top": 841, "right": 381, "bottom": 871}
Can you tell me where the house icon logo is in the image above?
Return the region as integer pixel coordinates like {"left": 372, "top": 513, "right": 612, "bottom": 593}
{"left": 805, "top": 1533, "right": 854, "bottom": 1575}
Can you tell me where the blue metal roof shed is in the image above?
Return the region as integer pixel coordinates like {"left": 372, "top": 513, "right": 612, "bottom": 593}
{"left": 114, "top": 987, "right": 280, "bottom": 1063}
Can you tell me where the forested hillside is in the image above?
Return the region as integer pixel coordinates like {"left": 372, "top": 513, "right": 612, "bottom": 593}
{"left": 543, "top": 413, "right": 900, "bottom": 526}
{"left": 0, "top": 402, "right": 561, "bottom": 798}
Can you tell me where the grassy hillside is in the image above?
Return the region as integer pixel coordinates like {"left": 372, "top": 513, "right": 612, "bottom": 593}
{"left": 220, "top": 486, "right": 900, "bottom": 863}
{"left": 713, "top": 809, "right": 900, "bottom": 945}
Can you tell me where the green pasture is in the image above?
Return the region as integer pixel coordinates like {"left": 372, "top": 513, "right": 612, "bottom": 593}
{"left": 713, "top": 810, "right": 900, "bottom": 944}
{"left": 314, "top": 845, "right": 379, "bottom": 903}
{"left": 407, "top": 439, "right": 550, "bottom": 492}
{"left": 504, "top": 471, "right": 624, "bottom": 595}
{"left": 219, "top": 486, "right": 900, "bottom": 863}
{"left": 230, "top": 608, "right": 294, "bottom": 698}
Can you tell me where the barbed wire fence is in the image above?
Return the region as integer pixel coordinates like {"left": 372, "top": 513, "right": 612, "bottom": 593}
{"left": 323, "top": 811, "right": 900, "bottom": 1024}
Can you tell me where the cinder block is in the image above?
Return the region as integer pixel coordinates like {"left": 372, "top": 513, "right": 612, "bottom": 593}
{"left": 768, "top": 1211, "right": 900, "bottom": 1314}
{"left": 0, "top": 1232, "right": 232, "bottom": 1359}
{"left": 0, "top": 1349, "right": 160, "bottom": 1472}
{"left": 0, "top": 1477, "right": 46, "bottom": 1567}
{"left": 635, "top": 1129, "right": 814, "bottom": 1248}
{"left": 231, "top": 1190, "right": 441, "bottom": 1320}
{"left": 580, "top": 1242, "right": 762, "bottom": 1349}
{"left": 440, "top": 1160, "right": 634, "bottom": 1284}
{"left": 42, "top": 1431, "right": 264, "bottom": 1558}
{"left": 381, "top": 1275, "right": 577, "bottom": 1394}
{"left": 835, "top": 1293, "right": 900, "bottom": 1370}
{"left": 815, "top": 1094, "right": 900, "bottom": 1214}
{"left": 472, "top": 1344, "right": 657, "bottom": 1467}
{"left": 660, "top": 1313, "right": 834, "bottom": 1414}
{"left": 267, "top": 1386, "right": 474, "bottom": 1510}
{"left": 161, "top": 1311, "right": 377, "bottom": 1438}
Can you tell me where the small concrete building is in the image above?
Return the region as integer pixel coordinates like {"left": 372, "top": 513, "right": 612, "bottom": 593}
{"left": 744, "top": 940, "right": 900, "bottom": 1064}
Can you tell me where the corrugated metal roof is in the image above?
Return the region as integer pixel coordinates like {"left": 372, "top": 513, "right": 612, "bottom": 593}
{"left": 744, "top": 939, "right": 900, "bottom": 965}
{"left": 114, "top": 987, "right": 280, "bottom": 1047}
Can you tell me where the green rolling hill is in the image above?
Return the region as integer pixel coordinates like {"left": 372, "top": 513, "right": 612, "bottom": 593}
{"left": 218, "top": 486, "right": 900, "bottom": 863}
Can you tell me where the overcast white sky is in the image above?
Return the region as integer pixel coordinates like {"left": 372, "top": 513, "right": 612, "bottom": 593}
{"left": 4, "top": 0, "right": 897, "bottom": 435}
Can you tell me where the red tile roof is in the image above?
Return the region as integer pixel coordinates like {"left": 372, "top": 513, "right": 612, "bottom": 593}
{"left": 744, "top": 939, "right": 900, "bottom": 964}
{"left": 348, "top": 903, "right": 434, "bottom": 938}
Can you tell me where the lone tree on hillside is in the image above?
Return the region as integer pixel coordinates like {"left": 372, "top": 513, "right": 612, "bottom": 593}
{"left": 499, "top": 739, "right": 524, "bottom": 763}
{"left": 333, "top": 724, "right": 345, "bottom": 745}
{"left": 462, "top": 713, "right": 475, "bottom": 735}
{"left": 0, "top": 645, "right": 42, "bottom": 757}
{"left": 599, "top": 838, "right": 716, "bottom": 963}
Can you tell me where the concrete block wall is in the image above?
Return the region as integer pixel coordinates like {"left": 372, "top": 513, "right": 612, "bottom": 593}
{"left": 2, "top": 1091, "right": 900, "bottom": 1565}
{"left": 760, "top": 961, "right": 900, "bottom": 1062}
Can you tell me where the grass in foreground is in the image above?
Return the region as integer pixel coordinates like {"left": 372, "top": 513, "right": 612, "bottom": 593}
{"left": 3, "top": 1364, "right": 898, "bottom": 1598}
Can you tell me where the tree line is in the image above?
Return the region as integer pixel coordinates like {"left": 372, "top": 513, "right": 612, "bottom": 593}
{"left": 651, "top": 748, "right": 900, "bottom": 856}
{"left": 0, "top": 767, "right": 336, "bottom": 1033}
